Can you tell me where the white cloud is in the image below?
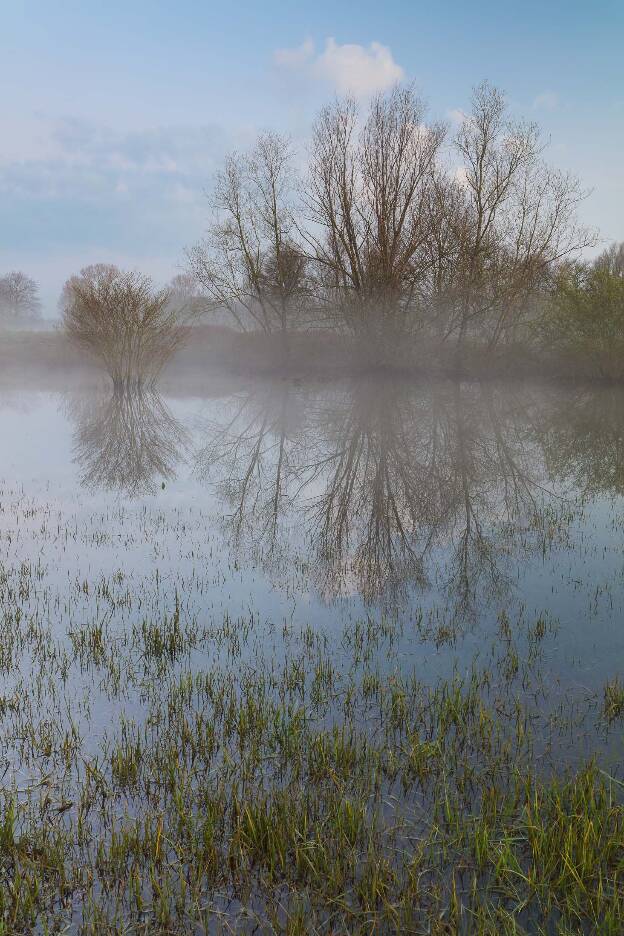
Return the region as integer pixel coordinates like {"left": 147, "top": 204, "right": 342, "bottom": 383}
{"left": 274, "top": 37, "right": 404, "bottom": 97}
{"left": 0, "top": 114, "right": 247, "bottom": 315}
{"left": 532, "top": 91, "right": 559, "bottom": 111}
{"left": 274, "top": 38, "right": 315, "bottom": 69}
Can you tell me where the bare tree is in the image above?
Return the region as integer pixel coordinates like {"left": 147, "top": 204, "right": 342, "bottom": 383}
{"left": 167, "top": 272, "right": 207, "bottom": 317}
{"left": 419, "top": 172, "right": 473, "bottom": 336}
{"left": 61, "top": 264, "right": 189, "bottom": 387}
{"left": 0, "top": 271, "right": 42, "bottom": 323}
{"left": 188, "top": 132, "right": 308, "bottom": 345}
{"left": 188, "top": 81, "right": 594, "bottom": 364}
{"left": 303, "top": 85, "right": 445, "bottom": 341}
{"left": 443, "top": 82, "right": 593, "bottom": 349}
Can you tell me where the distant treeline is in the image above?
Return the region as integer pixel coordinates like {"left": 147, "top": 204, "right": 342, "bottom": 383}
{"left": 0, "top": 271, "right": 42, "bottom": 325}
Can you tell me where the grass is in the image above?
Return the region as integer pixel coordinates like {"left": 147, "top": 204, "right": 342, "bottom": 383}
{"left": 0, "top": 580, "right": 621, "bottom": 933}
{"left": 603, "top": 679, "right": 624, "bottom": 722}
{"left": 0, "top": 378, "right": 623, "bottom": 932}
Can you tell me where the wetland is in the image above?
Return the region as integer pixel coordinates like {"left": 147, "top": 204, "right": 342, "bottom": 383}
{"left": 0, "top": 371, "right": 623, "bottom": 933}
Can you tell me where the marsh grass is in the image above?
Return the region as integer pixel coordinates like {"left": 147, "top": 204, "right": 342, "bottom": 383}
{"left": 0, "top": 382, "right": 624, "bottom": 933}
{"left": 0, "top": 556, "right": 622, "bottom": 933}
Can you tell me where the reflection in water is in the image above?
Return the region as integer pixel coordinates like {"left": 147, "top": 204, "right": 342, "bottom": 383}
{"left": 542, "top": 386, "right": 624, "bottom": 497}
{"left": 66, "top": 377, "right": 624, "bottom": 614}
{"left": 422, "top": 382, "right": 548, "bottom": 617}
{"left": 69, "top": 388, "right": 188, "bottom": 496}
{"left": 196, "top": 379, "right": 556, "bottom": 613}
{"left": 305, "top": 380, "right": 430, "bottom": 604}
{"left": 195, "top": 383, "right": 305, "bottom": 572}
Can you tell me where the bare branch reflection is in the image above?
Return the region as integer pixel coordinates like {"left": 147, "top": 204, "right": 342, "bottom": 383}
{"left": 69, "top": 388, "right": 189, "bottom": 497}
{"left": 194, "top": 382, "right": 306, "bottom": 573}
{"left": 195, "top": 379, "right": 555, "bottom": 614}
{"left": 304, "top": 380, "right": 430, "bottom": 604}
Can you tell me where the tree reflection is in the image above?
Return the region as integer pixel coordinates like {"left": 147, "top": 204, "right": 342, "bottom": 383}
{"left": 435, "top": 382, "right": 546, "bottom": 618}
{"left": 196, "top": 378, "right": 553, "bottom": 614}
{"left": 541, "top": 386, "right": 624, "bottom": 497}
{"left": 194, "top": 382, "right": 306, "bottom": 572}
{"left": 64, "top": 377, "right": 622, "bottom": 613}
{"left": 69, "top": 388, "right": 188, "bottom": 496}
{"left": 303, "top": 380, "right": 430, "bottom": 604}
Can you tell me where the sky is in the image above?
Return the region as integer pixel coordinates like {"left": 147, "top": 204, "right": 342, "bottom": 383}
{"left": 1, "top": 0, "right": 623, "bottom": 316}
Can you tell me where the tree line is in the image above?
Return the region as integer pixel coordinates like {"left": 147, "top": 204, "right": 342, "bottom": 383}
{"left": 187, "top": 82, "right": 597, "bottom": 353}
{"left": 7, "top": 81, "right": 623, "bottom": 383}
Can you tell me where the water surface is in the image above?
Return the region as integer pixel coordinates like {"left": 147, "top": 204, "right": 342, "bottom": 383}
{"left": 1, "top": 374, "right": 623, "bottom": 930}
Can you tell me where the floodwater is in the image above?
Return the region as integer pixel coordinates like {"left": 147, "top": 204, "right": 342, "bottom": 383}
{"left": 1, "top": 373, "right": 624, "bottom": 929}
{"left": 2, "top": 376, "right": 623, "bottom": 760}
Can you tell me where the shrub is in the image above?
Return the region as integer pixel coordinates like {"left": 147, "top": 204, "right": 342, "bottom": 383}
{"left": 61, "top": 264, "right": 187, "bottom": 387}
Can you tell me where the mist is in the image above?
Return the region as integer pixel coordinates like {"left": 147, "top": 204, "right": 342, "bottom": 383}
{"left": 2, "top": 45, "right": 624, "bottom": 936}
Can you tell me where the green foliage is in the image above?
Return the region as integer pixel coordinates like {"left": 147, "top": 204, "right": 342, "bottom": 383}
{"left": 545, "top": 259, "right": 624, "bottom": 378}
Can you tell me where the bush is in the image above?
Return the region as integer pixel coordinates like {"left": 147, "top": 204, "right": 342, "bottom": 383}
{"left": 61, "top": 264, "right": 187, "bottom": 387}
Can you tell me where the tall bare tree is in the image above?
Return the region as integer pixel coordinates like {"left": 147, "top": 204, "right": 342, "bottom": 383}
{"left": 303, "top": 86, "right": 445, "bottom": 340}
{"left": 442, "top": 82, "right": 593, "bottom": 349}
{"left": 188, "top": 132, "right": 308, "bottom": 344}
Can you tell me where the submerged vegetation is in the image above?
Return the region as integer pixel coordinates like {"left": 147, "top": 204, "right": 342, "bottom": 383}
{"left": 0, "top": 591, "right": 622, "bottom": 934}
{"left": 0, "top": 377, "right": 622, "bottom": 932}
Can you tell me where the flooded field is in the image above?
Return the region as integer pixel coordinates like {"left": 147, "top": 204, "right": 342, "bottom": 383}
{"left": 1, "top": 375, "right": 624, "bottom": 933}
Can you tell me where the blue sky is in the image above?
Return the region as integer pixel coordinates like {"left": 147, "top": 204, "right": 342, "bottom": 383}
{"left": 1, "top": 0, "right": 623, "bottom": 314}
